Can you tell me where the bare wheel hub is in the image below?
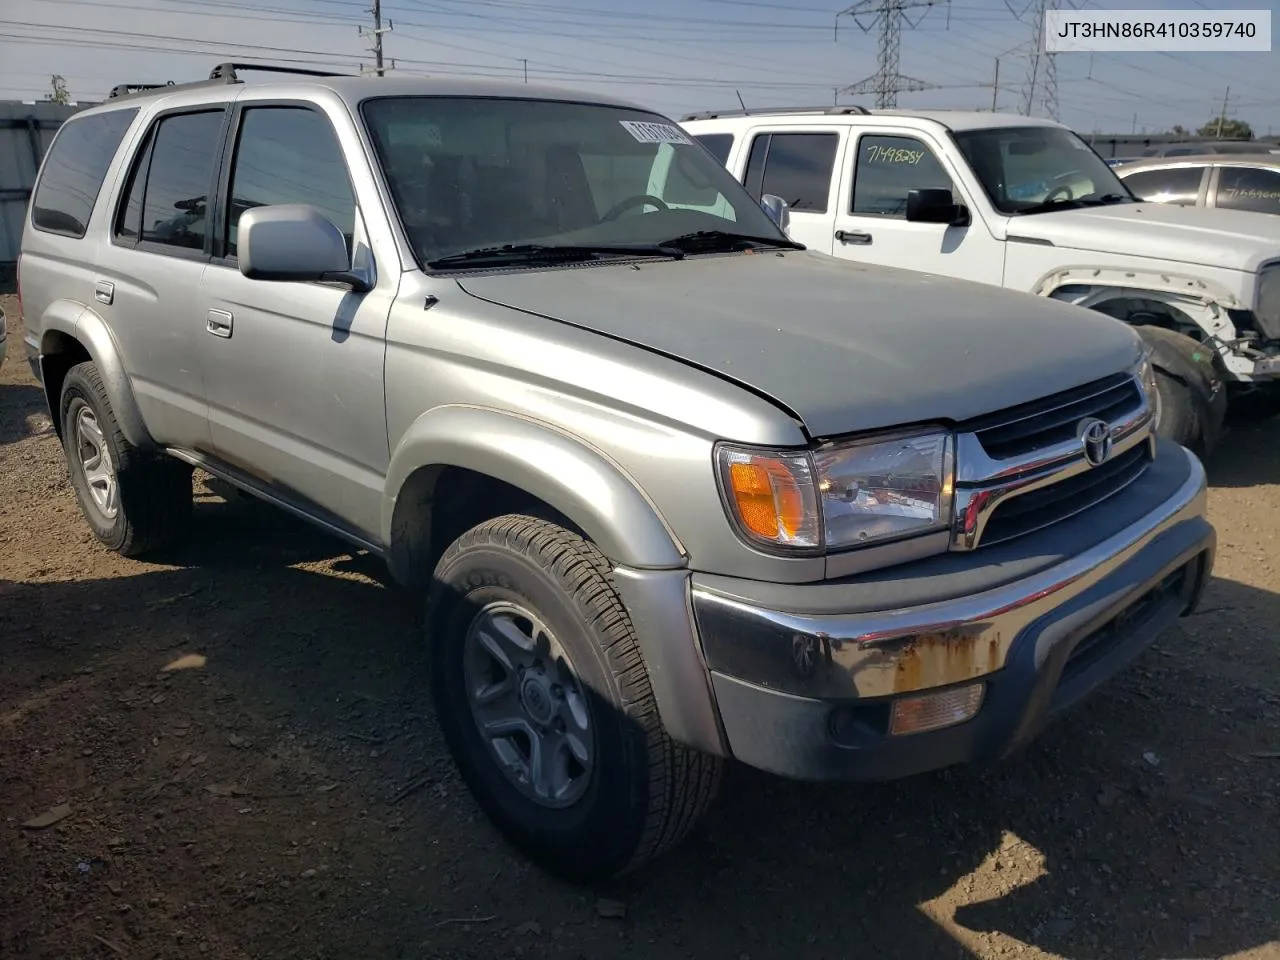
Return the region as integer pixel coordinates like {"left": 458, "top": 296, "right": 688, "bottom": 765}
{"left": 463, "top": 602, "right": 594, "bottom": 809}
{"left": 74, "top": 405, "right": 119, "bottom": 521}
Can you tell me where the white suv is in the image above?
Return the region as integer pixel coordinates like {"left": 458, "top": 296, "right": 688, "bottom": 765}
{"left": 682, "top": 106, "right": 1280, "bottom": 451}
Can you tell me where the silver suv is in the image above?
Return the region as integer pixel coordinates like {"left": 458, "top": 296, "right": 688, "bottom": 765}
{"left": 18, "top": 63, "right": 1215, "bottom": 882}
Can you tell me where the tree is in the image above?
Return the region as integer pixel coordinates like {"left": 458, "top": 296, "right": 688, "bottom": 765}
{"left": 45, "top": 74, "right": 70, "bottom": 105}
{"left": 1196, "top": 118, "right": 1253, "bottom": 140}
{"left": 1169, "top": 124, "right": 1189, "bottom": 137}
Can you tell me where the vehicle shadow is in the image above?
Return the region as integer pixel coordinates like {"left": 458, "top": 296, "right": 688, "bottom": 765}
{"left": 1205, "top": 413, "right": 1280, "bottom": 488}
{"left": 0, "top": 383, "right": 54, "bottom": 447}
{"left": 0, "top": 501, "right": 1275, "bottom": 960}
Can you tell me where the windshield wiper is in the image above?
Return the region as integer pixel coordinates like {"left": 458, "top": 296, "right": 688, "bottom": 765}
{"left": 427, "top": 242, "right": 683, "bottom": 269}
{"left": 1013, "top": 193, "right": 1135, "bottom": 215}
{"left": 658, "top": 230, "right": 806, "bottom": 252}
{"left": 1011, "top": 198, "right": 1088, "bottom": 215}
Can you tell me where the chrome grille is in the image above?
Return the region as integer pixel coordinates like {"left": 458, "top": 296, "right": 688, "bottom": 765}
{"left": 952, "top": 371, "right": 1155, "bottom": 551}
{"left": 969, "top": 373, "right": 1142, "bottom": 460}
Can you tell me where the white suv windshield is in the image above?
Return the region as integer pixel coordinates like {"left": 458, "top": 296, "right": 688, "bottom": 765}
{"left": 361, "top": 96, "right": 785, "bottom": 266}
{"left": 952, "top": 126, "right": 1135, "bottom": 215}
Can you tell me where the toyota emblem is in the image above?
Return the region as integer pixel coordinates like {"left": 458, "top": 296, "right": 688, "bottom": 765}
{"left": 1077, "top": 417, "right": 1112, "bottom": 467}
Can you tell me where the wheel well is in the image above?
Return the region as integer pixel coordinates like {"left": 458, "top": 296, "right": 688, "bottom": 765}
{"left": 38, "top": 330, "right": 92, "bottom": 438}
{"left": 388, "top": 465, "right": 586, "bottom": 590}
{"left": 1052, "top": 287, "right": 1210, "bottom": 343}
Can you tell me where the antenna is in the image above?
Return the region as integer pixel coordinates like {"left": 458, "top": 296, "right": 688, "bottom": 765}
{"left": 735, "top": 89, "right": 749, "bottom": 114}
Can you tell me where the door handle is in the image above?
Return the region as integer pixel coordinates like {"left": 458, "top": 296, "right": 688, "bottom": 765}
{"left": 835, "top": 229, "right": 872, "bottom": 245}
{"left": 94, "top": 280, "right": 114, "bottom": 305}
{"left": 206, "top": 309, "right": 233, "bottom": 339}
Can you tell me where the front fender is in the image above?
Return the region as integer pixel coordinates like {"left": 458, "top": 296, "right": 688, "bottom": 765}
{"left": 39, "top": 300, "right": 154, "bottom": 450}
{"left": 383, "top": 404, "right": 687, "bottom": 570}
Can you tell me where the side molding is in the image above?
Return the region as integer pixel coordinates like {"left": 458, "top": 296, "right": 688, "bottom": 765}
{"left": 383, "top": 405, "right": 687, "bottom": 571}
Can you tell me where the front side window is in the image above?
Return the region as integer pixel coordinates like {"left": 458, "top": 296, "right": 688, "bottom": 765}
{"left": 116, "top": 109, "right": 225, "bottom": 251}
{"left": 31, "top": 108, "right": 138, "bottom": 238}
{"left": 1215, "top": 166, "right": 1280, "bottom": 215}
{"left": 851, "top": 134, "right": 958, "bottom": 217}
{"left": 742, "top": 132, "right": 838, "bottom": 213}
{"left": 1120, "top": 166, "right": 1204, "bottom": 206}
{"left": 361, "top": 97, "right": 783, "bottom": 267}
{"left": 953, "top": 126, "right": 1134, "bottom": 215}
{"left": 225, "top": 106, "right": 356, "bottom": 258}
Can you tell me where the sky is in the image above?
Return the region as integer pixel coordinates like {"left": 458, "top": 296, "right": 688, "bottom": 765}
{"left": 1, "top": 0, "right": 1277, "bottom": 137}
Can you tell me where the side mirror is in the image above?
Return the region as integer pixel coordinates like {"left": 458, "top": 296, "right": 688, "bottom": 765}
{"left": 905, "top": 188, "right": 970, "bottom": 226}
{"left": 238, "top": 205, "right": 370, "bottom": 292}
{"left": 760, "top": 193, "right": 791, "bottom": 234}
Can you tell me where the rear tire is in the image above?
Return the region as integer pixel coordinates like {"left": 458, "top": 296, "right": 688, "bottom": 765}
{"left": 59, "top": 361, "right": 193, "bottom": 557}
{"left": 426, "top": 514, "right": 723, "bottom": 882}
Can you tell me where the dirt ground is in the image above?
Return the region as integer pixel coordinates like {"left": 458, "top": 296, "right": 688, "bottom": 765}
{"left": 1, "top": 292, "right": 1277, "bottom": 960}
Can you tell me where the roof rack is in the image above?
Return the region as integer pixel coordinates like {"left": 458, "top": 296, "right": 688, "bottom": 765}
{"left": 106, "top": 62, "right": 353, "bottom": 102}
{"left": 680, "top": 104, "right": 871, "bottom": 121}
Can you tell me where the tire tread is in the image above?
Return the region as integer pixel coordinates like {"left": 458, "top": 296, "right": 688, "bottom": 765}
{"left": 438, "top": 514, "right": 723, "bottom": 876}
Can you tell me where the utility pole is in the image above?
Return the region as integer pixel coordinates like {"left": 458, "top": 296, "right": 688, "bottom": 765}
{"left": 1215, "top": 86, "right": 1230, "bottom": 138}
{"left": 522, "top": 58, "right": 528, "bottom": 83}
{"left": 837, "top": 0, "right": 946, "bottom": 109}
{"left": 990, "top": 58, "right": 1000, "bottom": 111}
{"left": 359, "top": 0, "right": 393, "bottom": 76}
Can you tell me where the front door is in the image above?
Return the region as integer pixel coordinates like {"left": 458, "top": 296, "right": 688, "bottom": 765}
{"left": 196, "top": 101, "right": 391, "bottom": 540}
{"left": 830, "top": 129, "right": 1005, "bottom": 286}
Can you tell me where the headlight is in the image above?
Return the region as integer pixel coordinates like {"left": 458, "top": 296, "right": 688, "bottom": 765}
{"left": 1259, "top": 264, "right": 1280, "bottom": 327}
{"left": 716, "top": 429, "right": 954, "bottom": 553}
{"left": 1134, "top": 350, "right": 1160, "bottom": 421}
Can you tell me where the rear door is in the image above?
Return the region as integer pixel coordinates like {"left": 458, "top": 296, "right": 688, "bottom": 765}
{"left": 736, "top": 128, "right": 844, "bottom": 253}
{"left": 96, "top": 104, "right": 229, "bottom": 449}
{"left": 1208, "top": 164, "right": 1280, "bottom": 217}
{"left": 829, "top": 128, "right": 1004, "bottom": 285}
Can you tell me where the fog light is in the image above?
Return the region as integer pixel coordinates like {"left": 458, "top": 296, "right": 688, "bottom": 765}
{"left": 889, "top": 682, "right": 984, "bottom": 736}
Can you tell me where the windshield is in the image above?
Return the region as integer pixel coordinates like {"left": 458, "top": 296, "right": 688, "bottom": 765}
{"left": 952, "top": 126, "right": 1135, "bottom": 215}
{"left": 360, "top": 97, "right": 786, "bottom": 267}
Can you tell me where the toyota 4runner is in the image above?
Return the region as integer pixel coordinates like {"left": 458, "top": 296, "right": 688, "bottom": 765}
{"left": 681, "top": 106, "right": 1280, "bottom": 454}
{"left": 19, "top": 64, "right": 1215, "bottom": 882}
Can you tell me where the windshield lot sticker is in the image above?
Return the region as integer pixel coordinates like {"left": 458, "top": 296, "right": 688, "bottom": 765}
{"left": 620, "top": 120, "right": 693, "bottom": 145}
{"left": 865, "top": 144, "right": 925, "bottom": 165}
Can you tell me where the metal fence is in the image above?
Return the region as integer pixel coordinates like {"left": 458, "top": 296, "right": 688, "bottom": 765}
{"left": 0, "top": 100, "right": 89, "bottom": 266}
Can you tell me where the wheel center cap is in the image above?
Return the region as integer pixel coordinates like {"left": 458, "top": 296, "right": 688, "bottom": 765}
{"left": 520, "top": 677, "right": 554, "bottom": 725}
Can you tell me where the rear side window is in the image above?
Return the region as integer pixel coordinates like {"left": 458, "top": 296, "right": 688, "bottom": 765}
{"left": 742, "top": 132, "right": 838, "bottom": 213}
{"left": 1121, "top": 166, "right": 1204, "bottom": 206}
{"left": 694, "top": 133, "right": 733, "bottom": 166}
{"left": 115, "top": 109, "right": 225, "bottom": 252}
{"left": 31, "top": 108, "right": 138, "bottom": 238}
{"left": 1215, "top": 166, "right": 1280, "bottom": 215}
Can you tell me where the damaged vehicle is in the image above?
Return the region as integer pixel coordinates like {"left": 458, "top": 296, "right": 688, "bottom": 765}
{"left": 681, "top": 107, "right": 1280, "bottom": 450}
{"left": 20, "top": 66, "right": 1215, "bottom": 882}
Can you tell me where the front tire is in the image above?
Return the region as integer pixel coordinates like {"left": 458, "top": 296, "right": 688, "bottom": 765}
{"left": 426, "top": 515, "right": 723, "bottom": 882}
{"left": 59, "top": 361, "right": 193, "bottom": 557}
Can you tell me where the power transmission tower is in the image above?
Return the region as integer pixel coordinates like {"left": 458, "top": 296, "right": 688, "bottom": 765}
{"left": 359, "top": 0, "right": 393, "bottom": 76}
{"left": 1006, "top": 0, "right": 1075, "bottom": 120}
{"left": 838, "top": 0, "right": 946, "bottom": 109}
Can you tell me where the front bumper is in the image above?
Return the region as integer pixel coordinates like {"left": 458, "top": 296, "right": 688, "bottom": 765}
{"left": 691, "top": 440, "right": 1214, "bottom": 782}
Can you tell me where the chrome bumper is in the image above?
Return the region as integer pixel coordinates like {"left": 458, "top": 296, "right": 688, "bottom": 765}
{"left": 692, "top": 443, "right": 1211, "bottom": 702}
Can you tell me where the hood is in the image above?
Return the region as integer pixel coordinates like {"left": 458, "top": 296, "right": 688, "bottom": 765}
{"left": 1007, "top": 202, "right": 1280, "bottom": 273}
{"left": 456, "top": 252, "right": 1143, "bottom": 439}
